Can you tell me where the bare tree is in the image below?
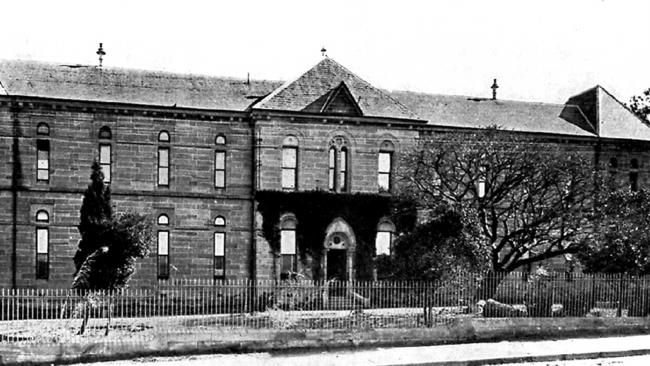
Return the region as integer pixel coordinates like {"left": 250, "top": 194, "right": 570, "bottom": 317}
{"left": 397, "top": 129, "right": 597, "bottom": 299}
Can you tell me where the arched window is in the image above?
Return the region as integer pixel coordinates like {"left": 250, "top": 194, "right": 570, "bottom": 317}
{"left": 36, "top": 123, "right": 50, "bottom": 136}
{"left": 35, "top": 210, "right": 50, "bottom": 280}
{"left": 214, "top": 215, "right": 226, "bottom": 278}
{"left": 375, "top": 219, "right": 395, "bottom": 256}
{"left": 280, "top": 215, "right": 297, "bottom": 279}
{"left": 214, "top": 135, "right": 226, "bottom": 188}
{"left": 158, "top": 130, "right": 170, "bottom": 142}
{"left": 328, "top": 136, "right": 350, "bottom": 192}
{"left": 157, "top": 214, "right": 170, "bottom": 279}
{"left": 282, "top": 136, "right": 299, "bottom": 190}
{"left": 215, "top": 134, "right": 226, "bottom": 145}
{"left": 378, "top": 141, "right": 395, "bottom": 192}
{"left": 98, "top": 126, "right": 112, "bottom": 183}
{"left": 630, "top": 158, "right": 639, "bottom": 192}
{"left": 98, "top": 126, "right": 112, "bottom": 139}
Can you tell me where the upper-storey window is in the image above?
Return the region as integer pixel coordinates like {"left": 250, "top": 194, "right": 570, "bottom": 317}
{"left": 35, "top": 210, "right": 50, "bottom": 280}
{"left": 215, "top": 135, "right": 226, "bottom": 188}
{"left": 477, "top": 164, "right": 488, "bottom": 198}
{"left": 630, "top": 158, "right": 639, "bottom": 192}
{"left": 328, "top": 136, "right": 350, "bottom": 192}
{"left": 214, "top": 216, "right": 226, "bottom": 278}
{"left": 282, "top": 136, "right": 299, "bottom": 190}
{"left": 36, "top": 140, "right": 50, "bottom": 182}
{"left": 158, "top": 131, "right": 170, "bottom": 187}
{"left": 378, "top": 141, "right": 395, "bottom": 192}
{"left": 98, "top": 126, "right": 112, "bottom": 183}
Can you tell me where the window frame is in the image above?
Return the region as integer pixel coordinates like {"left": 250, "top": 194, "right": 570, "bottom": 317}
{"left": 279, "top": 215, "right": 298, "bottom": 279}
{"left": 157, "top": 214, "right": 170, "bottom": 280}
{"left": 35, "top": 210, "right": 50, "bottom": 280}
{"left": 36, "top": 139, "right": 50, "bottom": 182}
{"left": 157, "top": 146, "right": 170, "bottom": 187}
{"left": 375, "top": 219, "right": 395, "bottom": 257}
{"left": 214, "top": 216, "right": 226, "bottom": 279}
{"left": 214, "top": 150, "right": 226, "bottom": 188}
{"left": 281, "top": 145, "right": 298, "bottom": 190}
{"left": 378, "top": 151, "right": 392, "bottom": 192}
{"left": 99, "top": 143, "right": 112, "bottom": 183}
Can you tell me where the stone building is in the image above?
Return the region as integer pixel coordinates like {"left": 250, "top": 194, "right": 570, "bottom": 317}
{"left": 0, "top": 57, "right": 648, "bottom": 288}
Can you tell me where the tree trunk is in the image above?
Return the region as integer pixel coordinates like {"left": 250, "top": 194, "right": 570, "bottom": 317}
{"left": 105, "top": 294, "right": 113, "bottom": 336}
{"left": 78, "top": 300, "right": 89, "bottom": 335}
{"left": 477, "top": 270, "right": 508, "bottom": 301}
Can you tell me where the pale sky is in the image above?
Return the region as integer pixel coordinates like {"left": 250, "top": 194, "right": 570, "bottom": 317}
{"left": 1, "top": 0, "right": 649, "bottom": 104}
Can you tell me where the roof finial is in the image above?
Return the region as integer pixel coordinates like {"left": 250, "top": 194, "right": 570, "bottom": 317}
{"left": 491, "top": 78, "right": 499, "bottom": 100}
{"left": 321, "top": 47, "right": 327, "bottom": 58}
{"left": 96, "top": 43, "right": 106, "bottom": 68}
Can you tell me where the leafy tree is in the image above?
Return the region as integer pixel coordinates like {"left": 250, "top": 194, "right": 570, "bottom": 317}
{"left": 377, "top": 205, "right": 489, "bottom": 281}
{"left": 629, "top": 88, "right": 650, "bottom": 122}
{"left": 396, "top": 128, "right": 598, "bottom": 299}
{"left": 577, "top": 189, "right": 650, "bottom": 274}
{"left": 73, "top": 161, "right": 153, "bottom": 335}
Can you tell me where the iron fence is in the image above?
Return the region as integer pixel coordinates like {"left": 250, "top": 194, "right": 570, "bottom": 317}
{"left": 0, "top": 272, "right": 649, "bottom": 344}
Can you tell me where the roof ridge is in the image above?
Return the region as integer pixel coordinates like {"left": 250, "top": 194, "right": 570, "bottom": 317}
{"left": 0, "top": 58, "right": 284, "bottom": 85}
{"left": 389, "top": 89, "right": 574, "bottom": 107}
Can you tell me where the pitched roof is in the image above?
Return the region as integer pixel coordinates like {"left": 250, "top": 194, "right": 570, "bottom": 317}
{"left": 254, "top": 58, "right": 422, "bottom": 121}
{"left": 390, "top": 91, "right": 597, "bottom": 137}
{"left": 0, "top": 59, "right": 282, "bottom": 111}
{"left": 1, "top": 58, "right": 649, "bottom": 141}
{"left": 596, "top": 86, "right": 650, "bottom": 140}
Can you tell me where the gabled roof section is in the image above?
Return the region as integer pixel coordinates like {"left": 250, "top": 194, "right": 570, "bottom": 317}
{"left": 254, "top": 58, "right": 422, "bottom": 121}
{"left": 0, "top": 59, "right": 282, "bottom": 110}
{"left": 303, "top": 81, "right": 363, "bottom": 116}
{"left": 595, "top": 86, "right": 650, "bottom": 140}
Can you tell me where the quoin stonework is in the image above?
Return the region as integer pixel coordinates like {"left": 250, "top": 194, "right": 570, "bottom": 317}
{"left": 1, "top": 57, "right": 649, "bottom": 288}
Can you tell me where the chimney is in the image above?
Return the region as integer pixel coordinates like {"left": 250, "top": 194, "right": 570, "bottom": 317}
{"left": 491, "top": 78, "right": 499, "bottom": 100}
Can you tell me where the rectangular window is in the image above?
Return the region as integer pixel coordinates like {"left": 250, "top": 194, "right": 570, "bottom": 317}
{"left": 157, "top": 230, "right": 169, "bottom": 279}
{"left": 215, "top": 151, "right": 226, "bottom": 188}
{"left": 214, "top": 232, "right": 225, "bottom": 278}
{"left": 99, "top": 144, "right": 111, "bottom": 183}
{"left": 158, "top": 147, "right": 169, "bottom": 186}
{"left": 328, "top": 148, "right": 336, "bottom": 191}
{"left": 282, "top": 147, "right": 297, "bottom": 190}
{"left": 378, "top": 152, "right": 392, "bottom": 192}
{"left": 280, "top": 229, "right": 297, "bottom": 278}
{"left": 339, "top": 149, "right": 348, "bottom": 192}
{"left": 36, "top": 140, "right": 50, "bottom": 182}
{"left": 375, "top": 231, "right": 391, "bottom": 256}
{"left": 36, "top": 227, "right": 49, "bottom": 279}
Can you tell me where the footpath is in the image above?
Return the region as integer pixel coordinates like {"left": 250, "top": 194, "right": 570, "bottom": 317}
{"left": 72, "top": 334, "right": 650, "bottom": 366}
{"left": 3, "top": 317, "right": 650, "bottom": 365}
{"left": 76, "top": 335, "right": 650, "bottom": 366}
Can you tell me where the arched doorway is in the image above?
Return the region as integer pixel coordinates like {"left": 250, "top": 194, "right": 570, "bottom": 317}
{"left": 322, "top": 218, "right": 356, "bottom": 281}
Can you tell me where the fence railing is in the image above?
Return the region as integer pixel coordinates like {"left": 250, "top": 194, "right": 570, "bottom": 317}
{"left": 1, "top": 272, "right": 649, "bottom": 342}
